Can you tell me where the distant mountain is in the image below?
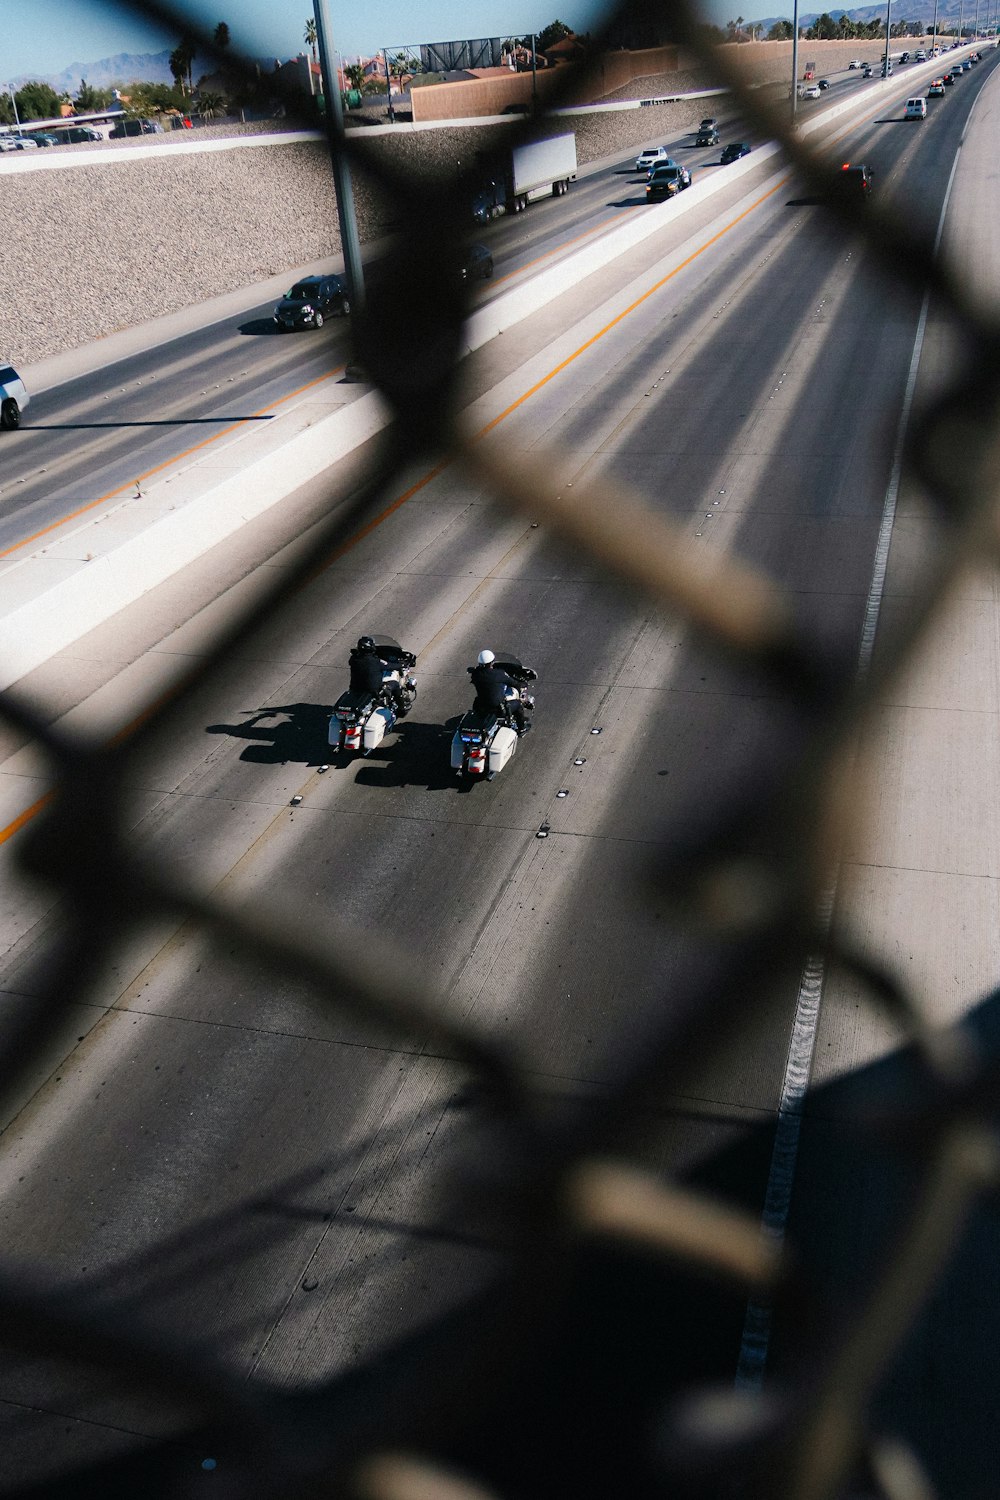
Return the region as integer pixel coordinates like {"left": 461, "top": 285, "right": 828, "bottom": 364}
{"left": 751, "top": 3, "right": 967, "bottom": 29}
{"left": 7, "top": 47, "right": 284, "bottom": 93}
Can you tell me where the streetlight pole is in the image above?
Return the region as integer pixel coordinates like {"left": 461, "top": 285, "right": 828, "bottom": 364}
{"left": 312, "top": 0, "right": 366, "bottom": 314}
{"left": 7, "top": 84, "right": 20, "bottom": 130}
{"left": 930, "top": 0, "right": 939, "bottom": 55}
{"left": 790, "top": 0, "right": 800, "bottom": 122}
{"left": 883, "top": 0, "right": 893, "bottom": 75}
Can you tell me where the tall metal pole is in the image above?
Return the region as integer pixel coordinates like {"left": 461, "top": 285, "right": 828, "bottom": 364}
{"left": 884, "top": 0, "right": 893, "bottom": 74}
{"left": 931, "top": 0, "right": 939, "bottom": 55}
{"left": 790, "top": 0, "right": 800, "bottom": 122}
{"left": 312, "top": 0, "right": 366, "bottom": 314}
{"left": 8, "top": 85, "right": 21, "bottom": 129}
{"left": 531, "top": 33, "right": 538, "bottom": 111}
{"left": 958, "top": 0, "right": 965, "bottom": 42}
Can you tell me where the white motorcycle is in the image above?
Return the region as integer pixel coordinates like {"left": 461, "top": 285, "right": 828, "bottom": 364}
{"left": 329, "top": 637, "right": 417, "bottom": 756}
{"left": 451, "top": 656, "right": 536, "bottom": 781}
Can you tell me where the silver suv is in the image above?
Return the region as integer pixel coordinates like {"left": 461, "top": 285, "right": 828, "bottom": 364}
{"left": 0, "top": 365, "right": 29, "bottom": 430}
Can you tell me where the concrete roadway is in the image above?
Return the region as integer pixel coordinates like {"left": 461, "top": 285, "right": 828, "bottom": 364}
{"left": 0, "top": 57, "right": 905, "bottom": 556}
{"left": 0, "top": 55, "right": 996, "bottom": 1493}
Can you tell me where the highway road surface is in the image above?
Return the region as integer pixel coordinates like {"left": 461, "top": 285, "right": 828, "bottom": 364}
{"left": 0, "top": 51, "right": 997, "bottom": 1496}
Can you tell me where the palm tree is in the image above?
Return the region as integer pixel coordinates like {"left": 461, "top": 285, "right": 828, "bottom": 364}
{"left": 197, "top": 89, "right": 225, "bottom": 119}
{"left": 304, "top": 16, "right": 318, "bottom": 66}
{"left": 213, "top": 21, "right": 230, "bottom": 52}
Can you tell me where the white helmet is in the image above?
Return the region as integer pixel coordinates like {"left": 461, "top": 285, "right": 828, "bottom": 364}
{"left": 477, "top": 649, "right": 495, "bottom": 665}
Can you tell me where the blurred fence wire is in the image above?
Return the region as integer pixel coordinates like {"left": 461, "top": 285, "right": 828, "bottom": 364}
{"left": 1, "top": 0, "right": 998, "bottom": 1496}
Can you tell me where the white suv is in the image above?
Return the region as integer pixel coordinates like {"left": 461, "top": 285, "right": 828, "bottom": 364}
{"left": 0, "top": 365, "right": 29, "bottom": 430}
{"left": 635, "top": 145, "right": 670, "bottom": 171}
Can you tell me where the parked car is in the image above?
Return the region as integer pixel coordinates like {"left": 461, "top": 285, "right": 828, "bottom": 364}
{"left": 65, "top": 125, "right": 103, "bottom": 142}
{"left": 0, "top": 365, "right": 29, "bottom": 431}
{"left": 108, "top": 117, "right": 161, "bottom": 137}
{"left": 695, "top": 124, "right": 720, "bottom": 144}
{"left": 460, "top": 243, "right": 493, "bottom": 281}
{"left": 9, "top": 135, "right": 39, "bottom": 149}
{"left": 903, "top": 96, "right": 928, "bottom": 119}
{"left": 635, "top": 145, "right": 670, "bottom": 171}
{"left": 26, "top": 132, "right": 59, "bottom": 146}
{"left": 720, "top": 141, "right": 751, "bottom": 164}
{"left": 646, "top": 164, "right": 691, "bottom": 201}
{"left": 273, "top": 275, "right": 350, "bottom": 330}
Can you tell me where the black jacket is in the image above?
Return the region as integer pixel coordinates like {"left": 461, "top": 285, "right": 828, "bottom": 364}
{"left": 470, "top": 662, "right": 518, "bottom": 714}
{"left": 349, "top": 649, "right": 386, "bottom": 696}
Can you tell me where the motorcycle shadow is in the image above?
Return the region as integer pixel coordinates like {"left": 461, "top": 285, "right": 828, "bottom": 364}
{"left": 352, "top": 718, "right": 465, "bottom": 792}
{"left": 206, "top": 702, "right": 331, "bottom": 765}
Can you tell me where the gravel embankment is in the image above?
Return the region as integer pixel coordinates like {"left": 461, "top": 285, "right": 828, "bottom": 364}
{"left": 1, "top": 39, "right": 935, "bottom": 365}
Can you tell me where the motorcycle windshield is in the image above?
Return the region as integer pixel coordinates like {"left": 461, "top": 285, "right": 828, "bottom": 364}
{"left": 491, "top": 652, "right": 523, "bottom": 672}
{"left": 370, "top": 635, "right": 412, "bottom": 663}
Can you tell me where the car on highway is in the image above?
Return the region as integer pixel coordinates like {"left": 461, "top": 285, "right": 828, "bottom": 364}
{"left": 927, "top": 78, "right": 946, "bottom": 95}
{"left": 695, "top": 123, "right": 720, "bottom": 144}
{"left": 646, "top": 164, "right": 691, "bottom": 201}
{"left": 903, "top": 96, "right": 928, "bottom": 118}
{"left": 962, "top": 57, "right": 973, "bottom": 70}
{"left": 818, "top": 77, "right": 831, "bottom": 89}
{"left": 0, "top": 365, "right": 29, "bottom": 431}
{"left": 881, "top": 61, "right": 893, "bottom": 76}
{"left": 915, "top": 48, "right": 927, "bottom": 61}
{"left": 460, "top": 243, "right": 493, "bottom": 281}
{"left": 698, "top": 116, "right": 718, "bottom": 131}
{"left": 941, "top": 69, "right": 955, "bottom": 84}
{"left": 848, "top": 58, "right": 863, "bottom": 68}
{"left": 720, "top": 141, "right": 751, "bottom": 163}
{"left": 635, "top": 145, "right": 671, "bottom": 171}
{"left": 830, "top": 162, "right": 874, "bottom": 202}
{"left": 861, "top": 63, "right": 873, "bottom": 77}
{"left": 801, "top": 83, "right": 822, "bottom": 98}
{"left": 273, "top": 275, "right": 350, "bottom": 330}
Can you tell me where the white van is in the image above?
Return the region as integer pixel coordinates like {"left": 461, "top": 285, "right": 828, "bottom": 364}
{"left": 903, "top": 96, "right": 927, "bottom": 119}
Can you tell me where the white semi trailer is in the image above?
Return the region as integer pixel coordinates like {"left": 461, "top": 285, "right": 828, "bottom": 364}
{"left": 472, "top": 132, "right": 577, "bottom": 222}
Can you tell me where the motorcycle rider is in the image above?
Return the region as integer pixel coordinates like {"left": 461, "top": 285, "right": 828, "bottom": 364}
{"left": 349, "top": 636, "right": 408, "bottom": 714}
{"left": 469, "top": 649, "right": 532, "bottom": 736}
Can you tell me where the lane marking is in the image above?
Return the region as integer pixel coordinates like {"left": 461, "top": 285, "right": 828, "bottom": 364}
{"left": 734, "top": 111, "right": 964, "bottom": 1389}
{"left": 1, "top": 365, "right": 346, "bottom": 560}
{"left": 0, "top": 176, "right": 790, "bottom": 847}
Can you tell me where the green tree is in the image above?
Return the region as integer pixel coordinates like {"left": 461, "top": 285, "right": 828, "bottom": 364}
{"left": 523, "top": 20, "right": 573, "bottom": 52}
{"left": 345, "top": 62, "right": 365, "bottom": 90}
{"left": 0, "top": 93, "right": 14, "bottom": 126}
{"left": 213, "top": 21, "right": 230, "bottom": 52}
{"left": 14, "top": 80, "right": 62, "bottom": 120}
{"left": 767, "top": 18, "right": 794, "bottom": 38}
{"left": 726, "top": 15, "right": 745, "bottom": 40}
{"left": 196, "top": 89, "right": 225, "bottom": 119}
{"left": 74, "top": 77, "right": 111, "bottom": 111}
{"left": 304, "top": 16, "right": 318, "bottom": 65}
{"left": 169, "top": 33, "right": 197, "bottom": 96}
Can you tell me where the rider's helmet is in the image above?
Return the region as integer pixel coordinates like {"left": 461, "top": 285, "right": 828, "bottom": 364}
{"left": 357, "top": 636, "right": 375, "bottom": 653}
{"left": 478, "top": 649, "right": 495, "bottom": 665}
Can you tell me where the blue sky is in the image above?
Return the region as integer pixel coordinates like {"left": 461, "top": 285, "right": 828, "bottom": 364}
{"left": 3, "top": 0, "right": 753, "bottom": 81}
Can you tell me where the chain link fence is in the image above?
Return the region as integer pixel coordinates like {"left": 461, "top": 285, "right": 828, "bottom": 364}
{"left": 1, "top": 1, "right": 997, "bottom": 1495}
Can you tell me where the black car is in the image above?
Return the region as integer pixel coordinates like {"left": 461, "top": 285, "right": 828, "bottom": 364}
{"left": 829, "top": 162, "right": 874, "bottom": 203}
{"left": 646, "top": 164, "right": 691, "bottom": 201}
{"left": 273, "top": 275, "right": 350, "bottom": 330}
{"left": 108, "top": 117, "right": 160, "bottom": 137}
{"left": 720, "top": 141, "right": 751, "bottom": 164}
{"left": 461, "top": 243, "right": 494, "bottom": 281}
{"left": 66, "top": 126, "right": 103, "bottom": 142}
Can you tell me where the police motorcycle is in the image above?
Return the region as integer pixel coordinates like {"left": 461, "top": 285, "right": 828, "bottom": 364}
{"left": 451, "top": 652, "right": 536, "bottom": 781}
{"left": 329, "top": 636, "right": 417, "bottom": 755}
